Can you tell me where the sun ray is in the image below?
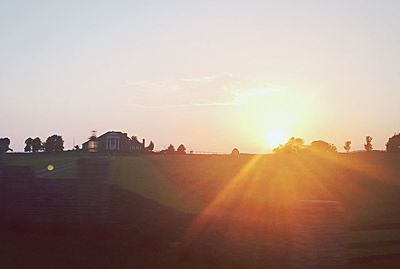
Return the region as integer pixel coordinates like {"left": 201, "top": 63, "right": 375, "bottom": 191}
{"left": 184, "top": 154, "right": 264, "bottom": 237}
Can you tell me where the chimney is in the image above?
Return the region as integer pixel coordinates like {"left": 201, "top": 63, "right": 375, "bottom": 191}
{"left": 142, "top": 139, "right": 145, "bottom": 150}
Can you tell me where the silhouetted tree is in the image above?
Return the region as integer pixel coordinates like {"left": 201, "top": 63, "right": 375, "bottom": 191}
{"left": 0, "top": 138, "right": 12, "bottom": 153}
{"left": 146, "top": 141, "right": 155, "bottom": 152}
{"left": 44, "top": 135, "right": 64, "bottom": 152}
{"left": 31, "top": 137, "right": 43, "bottom": 152}
{"left": 24, "top": 137, "right": 33, "bottom": 152}
{"left": 364, "top": 136, "right": 373, "bottom": 151}
{"left": 386, "top": 133, "right": 400, "bottom": 152}
{"left": 177, "top": 144, "right": 186, "bottom": 154}
{"left": 273, "top": 137, "right": 306, "bottom": 153}
{"left": 344, "top": 141, "right": 351, "bottom": 153}
{"left": 166, "top": 144, "right": 175, "bottom": 154}
{"left": 309, "top": 140, "right": 337, "bottom": 153}
{"left": 231, "top": 148, "right": 240, "bottom": 158}
{"left": 24, "top": 145, "right": 31, "bottom": 152}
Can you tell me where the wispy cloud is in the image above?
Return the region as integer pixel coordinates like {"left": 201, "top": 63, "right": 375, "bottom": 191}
{"left": 129, "top": 102, "right": 236, "bottom": 108}
{"left": 125, "top": 73, "right": 284, "bottom": 108}
{"left": 177, "top": 73, "right": 234, "bottom": 83}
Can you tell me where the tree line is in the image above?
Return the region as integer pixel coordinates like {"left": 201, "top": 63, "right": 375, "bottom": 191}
{"left": 159, "top": 144, "right": 187, "bottom": 154}
{"left": 0, "top": 135, "right": 64, "bottom": 153}
{"left": 273, "top": 133, "right": 400, "bottom": 154}
{"left": 1, "top": 133, "right": 400, "bottom": 154}
{"left": 24, "top": 135, "right": 64, "bottom": 153}
{"left": 0, "top": 134, "right": 187, "bottom": 154}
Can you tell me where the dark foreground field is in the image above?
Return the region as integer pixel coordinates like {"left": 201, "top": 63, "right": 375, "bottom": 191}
{"left": 2, "top": 152, "right": 400, "bottom": 268}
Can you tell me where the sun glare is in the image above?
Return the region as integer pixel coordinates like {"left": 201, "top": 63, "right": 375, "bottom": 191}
{"left": 266, "top": 129, "right": 287, "bottom": 148}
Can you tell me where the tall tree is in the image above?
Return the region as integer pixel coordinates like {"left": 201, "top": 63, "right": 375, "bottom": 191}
{"left": 344, "top": 141, "right": 351, "bottom": 153}
{"left": 364, "top": 136, "right": 373, "bottom": 152}
{"left": 0, "top": 138, "right": 12, "bottom": 153}
{"left": 273, "top": 137, "right": 306, "bottom": 153}
{"left": 386, "top": 133, "right": 400, "bottom": 152}
{"left": 24, "top": 137, "right": 33, "bottom": 152}
{"left": 31, "top": 137, "right": 43, "bottom": 152}
{"left": 231, "top": 148, "right": 240, "bottom": 158}
{"left": 177, "top": 144, "right": 187, "bottom": 154}
{"left": 146, "top": 141, "right": 155, "bottom": 152}
{"left": 44, "top": 135, "right": 64, "bottom": 152}
{"left": 309, "top": 140, "right": 337, "bottom": 153}
{"left": 166, "top": 144, "right": 175, "bottom": 154}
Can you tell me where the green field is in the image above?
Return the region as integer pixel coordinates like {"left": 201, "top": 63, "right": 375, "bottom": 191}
{"left": 3, "top": 152, "right": 83, "bottom": 176}
{"left": 4, "top": 152, "right": 400, "bottom": 220}
{"left": 111, "top": 153, "right": 400, "bottom": 219}
{"left": 3, "top": 151, "right": 400, "bottom": 267}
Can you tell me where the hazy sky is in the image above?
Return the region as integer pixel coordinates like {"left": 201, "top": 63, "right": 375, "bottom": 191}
{"left": 1, "top": 0, "right": 399, "bottom": 152}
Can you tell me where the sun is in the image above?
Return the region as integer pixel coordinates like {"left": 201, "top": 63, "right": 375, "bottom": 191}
{"left": 266, "top": 129, "right": 288, "bottom": 148}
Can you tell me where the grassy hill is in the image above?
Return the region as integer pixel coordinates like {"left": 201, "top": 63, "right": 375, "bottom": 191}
{"left": 3, "top": 151, "right": 400, "bottom": 268}
{"left": 4, "top": 151, "right": 400, "bottom": 222}
{"left": 109, "top": 152, "right": 400, "bottom": 222}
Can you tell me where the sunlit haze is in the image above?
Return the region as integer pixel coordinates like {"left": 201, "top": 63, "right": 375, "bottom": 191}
{"left": 1, "top": 1, "right": 399, "bottom": 152}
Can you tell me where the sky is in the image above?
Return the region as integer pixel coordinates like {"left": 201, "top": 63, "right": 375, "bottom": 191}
{"left": 1, "top": 0, "right": 400, "bottom": 153}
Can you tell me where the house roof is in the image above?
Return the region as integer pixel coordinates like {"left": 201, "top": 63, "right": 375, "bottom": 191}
{"left": 97, "top": 131, "right": 128, "bottom": 139}
{"left": 82, "top": 131, "right": 144, "bottom": 145}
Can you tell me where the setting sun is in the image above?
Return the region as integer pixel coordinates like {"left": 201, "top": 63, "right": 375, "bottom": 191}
{"left": 266, "top": 129, "right": 288, "bottom": 148}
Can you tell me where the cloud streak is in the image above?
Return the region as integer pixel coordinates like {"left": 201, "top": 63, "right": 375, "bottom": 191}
{"left": 125, "top": 73, "right": 284, "bottom": 108}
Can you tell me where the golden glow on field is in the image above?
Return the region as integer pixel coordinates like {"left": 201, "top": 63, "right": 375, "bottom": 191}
{"left": 266, "top": 129, "right": 288, "bottom": 148}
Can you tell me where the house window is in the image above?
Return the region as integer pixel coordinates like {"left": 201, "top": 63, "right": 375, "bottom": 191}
{"left": 106, "top": 136, "right": 120, "bottom": 151}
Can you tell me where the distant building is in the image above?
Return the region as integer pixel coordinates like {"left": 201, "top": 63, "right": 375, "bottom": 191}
{"left": 82, "top": 131, "right": 146, "bottom": 153}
